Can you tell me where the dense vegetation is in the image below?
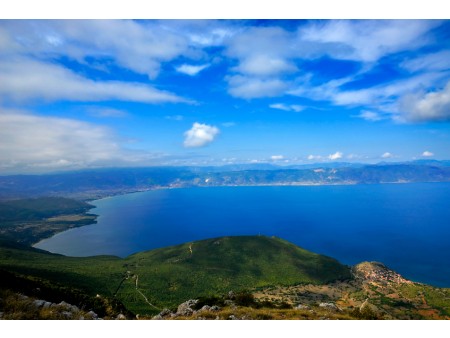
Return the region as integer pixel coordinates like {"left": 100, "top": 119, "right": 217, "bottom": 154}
{"left": 0, "top": 236, "right": 351, "bottom": 316}
{"left": 0, "top": 197, "right": 96, "bottom": 245}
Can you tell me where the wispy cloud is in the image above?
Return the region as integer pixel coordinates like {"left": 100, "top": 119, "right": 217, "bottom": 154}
{"left": 269, "top": 103, "right": 304, "bottom": 112}
{"left": 227, "top": 75, "right": 288, "bottom": 99}
{"left": 0, "top": 58, "right": 189, "bottom": 104}
{"left": 183, "top": 122, "right": 220, "bottom": 148}
{"left": 176, "top": 64, "right": 210, "bottom": 76}
{"left": 354, "top": 110, "right": 384, "bottom": 122}
{"left": 381, "top": 152, "right": 394, "bottom": 159}
{"left": 87, "top": 106, "right": 129, "bottom": 118}
{"left": 270, "top": 155, "right": 284, "bottom": 161}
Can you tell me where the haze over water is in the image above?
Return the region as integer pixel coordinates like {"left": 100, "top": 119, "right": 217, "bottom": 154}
{"left": 35, "top": 183, "right": 450, "bottom": 287}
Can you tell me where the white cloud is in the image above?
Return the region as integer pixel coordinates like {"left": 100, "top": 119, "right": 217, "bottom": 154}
{"left": 355, "top": 110, "right": 384, "bottom": 121}
{"left": 0, "top": 109, "right": 122, "bottom": 172}
{"left": 400, "top": 50, "right": 450, "bottom": 73}
{"left": 398, "top": 81, "right": 450, "bottom": 122}
{"left": 236, "top": 56, "right": 297, "bottom": 77}
{"left": 183, "top": 122, "right": 220, "bottom": 148}
{"left": 422, "top": 151, "right": 434, "bottom": 157}
{"left": 382, "top": 152, "right": 394, "bottom": 159}
{"left": 2, "top": 20, "right": 192, "bottom": 79}
{"left": 269, "top": 103, "right": 304, "bottom": 112}
{"left": 299, "top": 20, "right": 440, "bottom": 62}
{"left": 0, "top": 58, "right": 188, "bottom": 104}
{"left": 307, "top": 155, "right": 322, "bottom": 160}
{"left": 227, "top": 75, "right": 288, "bottom": 99}
{"left": 270, "top": 155, "right": 284, "bottom": 161}
{"left": 176, "top": 64, "right": 209, "bottom": 76}
{"left": 328, "top": 151, "right": 343, "bottom": 160}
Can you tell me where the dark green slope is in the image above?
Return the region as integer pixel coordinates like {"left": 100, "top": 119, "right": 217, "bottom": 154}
{"left": 0, "top": 236, "right": 351, "bottom": 315}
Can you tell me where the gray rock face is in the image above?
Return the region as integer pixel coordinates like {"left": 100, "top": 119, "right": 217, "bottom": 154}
{"left": 319, "top": 302, "right": 341, "bottom": 311}
{"left": 32, "top": 300, "right": 46, "bottom": 308}
{"left": 176, "top": 299, "right": 198, "bottom": 316}
{"left": 199, "top": 305, "right": 211, "bottom": 312}
{"left": 86, "top": 310, "right": 98, "bottom": 319}
{"left": 210, "top": 305, "right": 221, "bottom": 311}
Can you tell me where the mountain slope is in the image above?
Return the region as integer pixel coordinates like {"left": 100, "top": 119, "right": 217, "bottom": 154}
{"left": 0, "top": 236, "right": 350, "bottom": 315}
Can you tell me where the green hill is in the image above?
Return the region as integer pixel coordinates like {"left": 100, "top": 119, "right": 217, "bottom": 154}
{"left": 0, "top": 236, "right": 351, "bottom": 315}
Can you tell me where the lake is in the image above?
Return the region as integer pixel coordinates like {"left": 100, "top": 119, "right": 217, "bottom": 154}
{"left": 34, "top": 183, "right": 450, "bottom": 287}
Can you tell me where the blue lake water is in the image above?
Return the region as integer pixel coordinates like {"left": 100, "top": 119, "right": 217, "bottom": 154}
{"left": 35, "top": 183, "right": 450, "bottom": 287}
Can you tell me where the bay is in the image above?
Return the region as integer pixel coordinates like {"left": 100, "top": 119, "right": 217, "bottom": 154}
{"left": 35, "top": 183, "right": 450, "bottom": 287}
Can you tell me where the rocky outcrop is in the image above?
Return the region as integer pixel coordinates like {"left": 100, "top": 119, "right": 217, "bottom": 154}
{"left": 352, "top": 262, "right": 412, "bottom": 284}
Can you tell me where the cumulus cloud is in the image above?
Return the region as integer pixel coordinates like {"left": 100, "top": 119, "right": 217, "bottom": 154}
{"left": 382, "top": 152, "right": 394, "bottom": 159}
{"left": 307, "top": 155, "right": 322, "bottom": 160}
{"left": 269, "top": 103, "right": 304, "bottom": 112}
{"left": 270, "top": 155, "right": 284, "bottom": 161}
{"left": 422, "top": 151, "right": 434, "bottom": 157}
{"left": 328, "top": 151, "right": 343, "bottom": 160}
{"left": 183, "top": 122, "right": 220, "bottom": 148}
{"left": 227, "top": 75, "right": 288, "bottom": 99}
{"left": 176, "top": 64, "right": 210, "bottom": 76}
{"left": 398, "top": 81, "right": 450, "bottom": 122}
{"left": 0, "top": 58, "right": 188, "bottom": 104}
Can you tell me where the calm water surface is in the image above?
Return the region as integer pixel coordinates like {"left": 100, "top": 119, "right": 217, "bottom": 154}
{"left": 35, "top": 183, "right": 450, "bottom": 287}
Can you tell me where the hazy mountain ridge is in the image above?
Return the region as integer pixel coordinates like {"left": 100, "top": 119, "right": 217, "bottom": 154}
{"left": 1, "top": 162, "right": 449, "bottom": 200}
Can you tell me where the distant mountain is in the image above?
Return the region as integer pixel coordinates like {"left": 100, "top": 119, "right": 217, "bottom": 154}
{"left": 0, "top": 162, "right": 450, "bottom": 200}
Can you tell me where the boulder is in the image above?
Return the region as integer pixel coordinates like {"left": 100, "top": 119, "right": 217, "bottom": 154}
{"left": 319, "top": 302, "right": 341, "bottom": 312}
{"left": 32, "top": 300, "right": 46, "bottom": 308}
{"left": 295, "top": 304, "right": 310, "bottom": 310}
{"left": 116, "top": 313, "right": 126, "bottom": 320}
{"left": 199, "top": 305, "right": 211, "bottom": 312}
{"left": 210, "top": 305, "right": 221, "bottom": 311}
{"left": 176, "top": 299, "right": 198, "bottom": 316}
{"left": 86, "top": 310, "right": 98, "bottom": 319}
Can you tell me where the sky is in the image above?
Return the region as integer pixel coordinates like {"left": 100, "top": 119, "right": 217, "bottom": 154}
{"left": 1, "top": 19, "right": 450, "bottom": 173}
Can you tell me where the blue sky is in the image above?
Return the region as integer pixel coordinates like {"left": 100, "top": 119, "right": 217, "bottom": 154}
{"left": 1, "top": 19, "right": 450, "bottom": 173}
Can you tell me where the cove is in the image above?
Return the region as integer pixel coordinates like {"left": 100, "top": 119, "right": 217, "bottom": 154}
{"left": 35, "top": 183, "right": 450, "bottom": 287}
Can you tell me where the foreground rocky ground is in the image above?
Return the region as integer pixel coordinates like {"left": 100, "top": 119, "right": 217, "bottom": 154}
{"left": 1, "top": 262, "right": 448, "bottom": 320}
{"left": 148, "top": 262, "right": 450, "bottom": 320}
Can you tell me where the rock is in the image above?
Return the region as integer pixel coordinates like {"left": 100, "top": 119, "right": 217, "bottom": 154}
{"left": 32, "top": 300, "right": 46, "bottom": 308}
{"left": 199, "top": 305, "right": 211, "bottom": 312}
{"left": 228, "top": 314, "right": 238, "bottom": 320}
{"left": 210, "top": 305, "right": 221, "bottom": 311}
{"left": 228, "top": 291, "right": 235, "bottom": 300}
{"left": 152, "top": 314, "right": 163, "bottom": 320}
{"left": 42, "top": 302, "right": 53, "bottom": 309}
{"left": 86, "top": 310, "right": 98, "bottom": 319}
{"left": 224, "top": 300, "right": 235, "bottom": 306}
{"left": 295, "top": 304, "right": 310, "bottom": 310}
{"left": 319, "top": 302, "right": 341, "bottom": 312}
{"left": 176, "top": 299, "right": 198, "bottom": 316}
{"left": 0, "top": 312, "right": 4, "bottom": 319}
{"left": 116, "top": 313, "right": 126, "bottom": 320}
{"left": 61, "top": 311, "right": 73, "bottom": 319}
{"left": 158, "top": 308, "right": 172, "bottom": 317}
